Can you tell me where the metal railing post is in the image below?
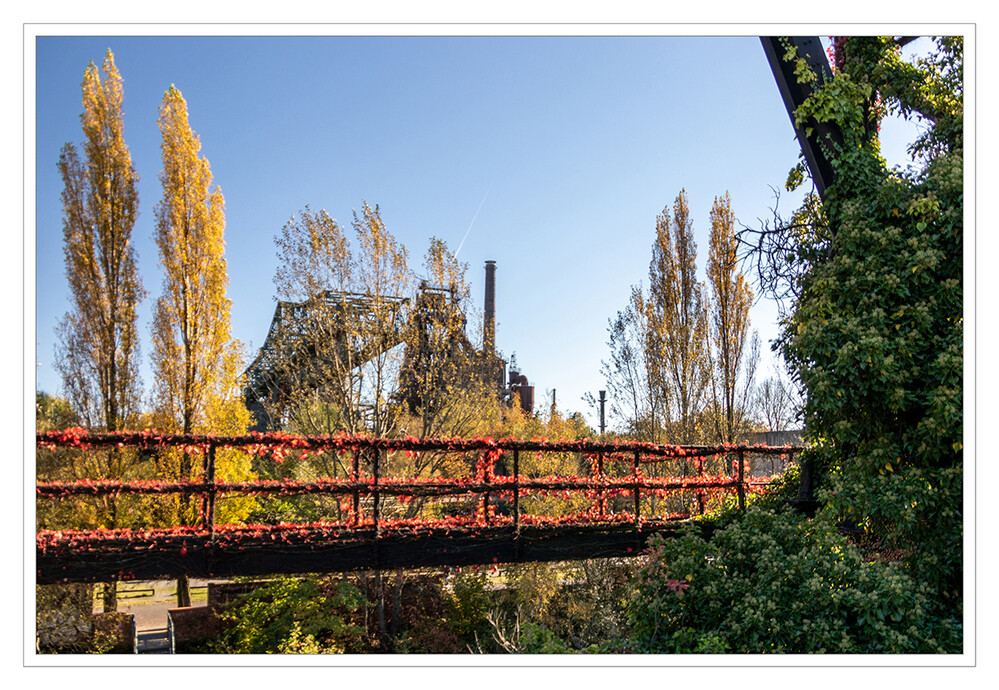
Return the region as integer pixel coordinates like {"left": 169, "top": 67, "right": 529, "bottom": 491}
{"left": 202, "top": 442, "right": 217, "bottom": 538}
{"left": 633, "top": 449, "right": 641, "bottom": 528}
{"left": 481, "top": 452, "right": 491, "bottom": 526}
{"left": 372, "top": 446, "right": 381, "bottom": 535}
{"left": 596, "top": 451, "right": 605, "bottom": 519}
{"left": 696, "top": 454, "right": 706, "bottom": 516}
{"left": 737, "top": 449, "right": 746, "bottom": 511}
{"left": 513, "top": 449, "right": 520, "bottom": 532}
{"left": 352, "top": 450, "right": 360, "bottom": 527}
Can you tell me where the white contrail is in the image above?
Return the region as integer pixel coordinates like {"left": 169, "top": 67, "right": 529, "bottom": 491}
{"left": 454, "top": 184, "right": 492, "bottom": 260}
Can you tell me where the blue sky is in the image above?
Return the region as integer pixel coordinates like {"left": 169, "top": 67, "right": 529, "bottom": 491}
{"left": 31, "top": 31, "right": 934, "bottom": 431}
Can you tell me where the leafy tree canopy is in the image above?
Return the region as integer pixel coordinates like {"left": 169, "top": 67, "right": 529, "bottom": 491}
{"left": 773, "top": 36, "right": 964, "bottom": 603}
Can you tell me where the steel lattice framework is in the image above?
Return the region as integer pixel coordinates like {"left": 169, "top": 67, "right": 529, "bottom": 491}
{"left": 242, "top": 290, "right": 411, "bottom": 430}
{"left": 243, "top": 284, "right": 504, "bottom": 431}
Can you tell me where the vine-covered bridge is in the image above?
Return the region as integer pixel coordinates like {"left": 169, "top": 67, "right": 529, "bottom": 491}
{"left": 35, "top": 430, "right": 810, "bottom": 585}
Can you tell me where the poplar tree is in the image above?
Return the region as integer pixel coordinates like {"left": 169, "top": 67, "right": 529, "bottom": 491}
{"left": 55, "top": 49, "right": 143, "bottom": 435}
{"left": 705, "top": 193, "right": 759, "bottom": 442}
{"left": 55, "top": 50, "right": 144, "bottom": 612}
{"left": 648, "top": 190, "right": 710, "bottom": 443}
{"left": 151, "top": 85, "right": 249, "bottom": 606}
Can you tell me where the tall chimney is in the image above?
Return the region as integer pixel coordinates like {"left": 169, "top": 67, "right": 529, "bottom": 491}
{"left": 484, "top": 260, "right": 496, "bottom": 355}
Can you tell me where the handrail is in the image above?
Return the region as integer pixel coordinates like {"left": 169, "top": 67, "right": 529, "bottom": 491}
{"left": 37, "top": 430, "right": 803, "bottom": 543}
{"left": 36, "top": 428, "right": 802, "bottom": 458}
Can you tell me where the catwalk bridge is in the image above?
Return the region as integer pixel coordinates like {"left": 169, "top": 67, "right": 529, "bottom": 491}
{"left": 36, "top": 429, "right": 804, "bottom": 584}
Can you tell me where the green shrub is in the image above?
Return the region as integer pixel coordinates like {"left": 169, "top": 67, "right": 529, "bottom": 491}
{"left": 443, "top": 567, "right": 492, "bottom": 647}
{"left": 627, "top": 506, "right": 960, "bottom": 653}
{"left": 516, "top": 621, "right": 573, "bottom": 653}
{"left": 487, "top": 559, "right": 636, "bottom": 651}
{"left": 210, "top": 575, "right": 367, "bottom": 654}
{"left": 472, "top": 612, "right": 573, "bottom": 654}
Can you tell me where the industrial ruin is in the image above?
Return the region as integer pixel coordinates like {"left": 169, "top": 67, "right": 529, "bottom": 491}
{"left": 243, "top": 260, "right": 533, "bottom": 431}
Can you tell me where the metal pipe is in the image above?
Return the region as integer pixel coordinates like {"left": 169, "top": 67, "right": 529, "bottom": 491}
{"left": 596, "top": 451, "right": 605, "bottom": 519}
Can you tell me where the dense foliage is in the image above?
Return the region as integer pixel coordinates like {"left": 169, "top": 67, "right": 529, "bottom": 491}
{"left": 619, "top": 35, "right": 964, "bottom": 655}
{"left": 628, "top": 505, "right": 958, "bottom": 654}
{"left": 195, "top": 562, "right": 636, "bottom": 654}
{"left": 781, "top": 36, "right": 964, "bottom": 606}
{"left": 210, "top": 576, "right": 367, "bottom": 653}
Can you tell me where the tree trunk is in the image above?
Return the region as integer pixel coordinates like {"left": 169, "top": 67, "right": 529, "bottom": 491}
{"left": 375, "top": 569, "right": 390, "bottom": 651}
{"left": 176, "top": 447, "right": 193, "bottom": 608}
{"left": 390, "top": 568, "right": 403, "bottom": 640}
{"left": 176, "top": 574, "right": 191, "bottom": 608}
{"left": 102, "top": 582, "right": 117, "bottom": 612}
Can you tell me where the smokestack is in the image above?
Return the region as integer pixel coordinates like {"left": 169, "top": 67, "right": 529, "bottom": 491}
{"left": 484, "top": 260, "right": 496, "bottom": 355}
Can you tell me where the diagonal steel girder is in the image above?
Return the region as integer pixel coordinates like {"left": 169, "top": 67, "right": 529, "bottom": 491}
{"left": 760, "top": 36, "right": 844, "bottom": 202}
